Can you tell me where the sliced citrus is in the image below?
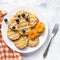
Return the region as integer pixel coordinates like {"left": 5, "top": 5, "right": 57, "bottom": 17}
{"left": 28, "top": 30, "right": 37, "bottom": 39}
{"left": 35, "top": 22, "right": 45, "bottom": 33}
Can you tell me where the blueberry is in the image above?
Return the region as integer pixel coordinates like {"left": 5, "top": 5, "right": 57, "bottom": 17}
{"left": 25, "top": 17, "right": 29, "bottom": 22}
{"left": 12, "top": 26, "right": 15, "bottom": 29}
{"left": 4, "top": 18, "right": 8, "bottom": 23}
{"left": 21, "top": 13, "right": 25, "bottom": 18}
{"left": 22, "top": 29, "right": 25, "bottom": 33}
{"left": 18, "top": 15, "right": 20, "bottom": 18}
{"left": 15, "top": 18, "right": 19, "bottom": 23}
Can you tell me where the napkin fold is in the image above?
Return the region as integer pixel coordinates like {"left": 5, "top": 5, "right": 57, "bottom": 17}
{"left": 0, "top": 10, "right": 22, "bottom": 60}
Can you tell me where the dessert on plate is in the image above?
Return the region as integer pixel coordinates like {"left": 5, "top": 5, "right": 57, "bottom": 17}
{"left": 5, "top": 10, "right": 45, "bottom": 49}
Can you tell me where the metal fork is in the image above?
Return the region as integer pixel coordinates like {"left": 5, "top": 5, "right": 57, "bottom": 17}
{"left": 43, "top": 23, "right": 59, "bottom": 58}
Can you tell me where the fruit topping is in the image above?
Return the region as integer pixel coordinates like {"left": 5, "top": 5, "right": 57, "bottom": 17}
{"left": 4, "top": 18, "right": 8, "bottom": 23}
{"left": 21, "top": 13, "right": 25, "bottom": 18}
{"left": 28, "top": 30, "right": 37, "bottom": 39}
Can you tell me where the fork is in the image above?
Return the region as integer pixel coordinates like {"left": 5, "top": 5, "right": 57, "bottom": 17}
{"left": 43, "top": 23, "right": 59, "bottom": 58}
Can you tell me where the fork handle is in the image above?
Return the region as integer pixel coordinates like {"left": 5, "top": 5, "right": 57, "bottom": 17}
{"left": 43, "top": 35, "right": 55, "bottom": 58}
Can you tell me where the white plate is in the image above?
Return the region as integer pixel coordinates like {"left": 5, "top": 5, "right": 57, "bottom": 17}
{"left": 1, "top": 7, "right": 48, "bottom": 53}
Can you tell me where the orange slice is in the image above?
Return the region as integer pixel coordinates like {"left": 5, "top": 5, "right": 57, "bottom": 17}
{"left": 35, "top": 22, "right": 45, "bottom": 33}
{"left": 28, "top": 30, "right": 37, "bottom": 39}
